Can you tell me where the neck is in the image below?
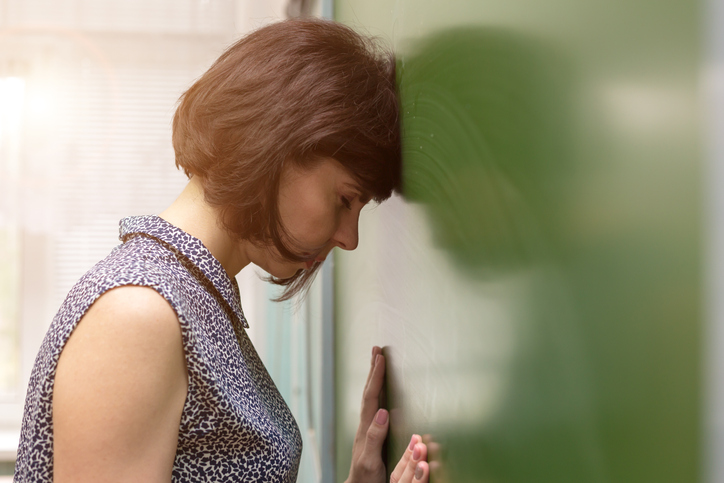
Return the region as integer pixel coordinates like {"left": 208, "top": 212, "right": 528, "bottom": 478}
{"left": 159, "top": 176, "right": 250, "bottom": 278}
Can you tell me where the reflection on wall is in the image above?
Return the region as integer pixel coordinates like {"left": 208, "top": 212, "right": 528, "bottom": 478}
{"left": 400, "top": 29, "right": 569, "bottom": 272}
{"left": 335, "top": 0, "right": 701, "bottom": 481}
{"left": 397, "top": 28, "right": 605, "bottom": 481}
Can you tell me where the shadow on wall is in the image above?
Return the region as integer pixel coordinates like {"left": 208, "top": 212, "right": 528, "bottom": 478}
{"left": 393, "top": 21, "right": 701, "bottom": 483}
{"left": 399, "top": 27, "right": 572, "bottom": 273}
{"left": 395, "top": 28, "right": 609, "bottom": 482}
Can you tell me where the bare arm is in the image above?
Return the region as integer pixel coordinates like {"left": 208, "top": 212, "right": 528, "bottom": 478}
{"left": 53, "top": 286, "right": 188, "bottom": 483}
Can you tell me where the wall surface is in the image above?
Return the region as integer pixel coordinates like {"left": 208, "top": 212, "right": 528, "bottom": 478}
{"left": 334, "top": 0, "right": 703, "bottom": 482}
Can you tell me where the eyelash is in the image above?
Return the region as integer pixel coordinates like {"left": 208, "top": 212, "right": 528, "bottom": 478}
{"left": 341, "top": 196, "right": 352, "bottom": 210}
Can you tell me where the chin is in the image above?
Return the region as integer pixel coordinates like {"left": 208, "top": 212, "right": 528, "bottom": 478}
{"left": 268, "top": 266, "right": 303, "bottom": 280}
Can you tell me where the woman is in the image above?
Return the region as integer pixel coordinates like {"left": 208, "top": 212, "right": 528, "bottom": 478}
{"left": 14, "top": 18, "right": 429, "bottom": 483}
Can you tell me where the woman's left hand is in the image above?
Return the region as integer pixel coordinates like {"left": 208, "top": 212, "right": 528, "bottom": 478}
{"left": 345, "top": 346, "right": 429, "bottom": 483}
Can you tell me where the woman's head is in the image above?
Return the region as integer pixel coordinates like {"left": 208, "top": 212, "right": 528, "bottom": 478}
{"left": 243, "top": 156, "right": 366, "bottom": 284}
{"left": 172, "top": 18, "right": 400, "bottom": 299}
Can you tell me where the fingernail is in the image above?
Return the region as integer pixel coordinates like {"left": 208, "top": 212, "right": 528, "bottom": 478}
{"left": 408, "top": 435, "right": 416, "bottom": 451}
{"left": 413, "top": 444, "right": 421, "bottom": 461}
{"left": 415, "top": 463, "right": 424, "bottom": 480}
{"left": 375, "top": 408, "right": 388, "bottom": 425}
{"left": 375, "top": 354, "right": 381, "bottom": 367}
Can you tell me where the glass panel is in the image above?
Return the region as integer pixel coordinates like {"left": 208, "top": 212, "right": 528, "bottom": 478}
{"left": 334, "top": 0, "right": 702, "bottom": 481}
{"left": 0, "top": 0, "right": 238, "bottom": 428}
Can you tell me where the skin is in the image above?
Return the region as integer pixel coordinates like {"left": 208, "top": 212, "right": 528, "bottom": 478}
{"left": 53, "top": 158, "right": 428, "bottom": 483}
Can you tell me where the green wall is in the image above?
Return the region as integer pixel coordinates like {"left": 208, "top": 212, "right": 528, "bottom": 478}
{"left": 334, "top": 0, "right": 702, "bottom": 481}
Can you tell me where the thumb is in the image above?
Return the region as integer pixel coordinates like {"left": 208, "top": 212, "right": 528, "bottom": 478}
{"left": 362, "top": 408, "right": 389, "bottom": 458}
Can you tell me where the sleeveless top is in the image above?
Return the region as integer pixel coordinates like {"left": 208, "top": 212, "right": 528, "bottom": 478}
{"left": 14, "top": 215, "right": 302, "bottom": 483}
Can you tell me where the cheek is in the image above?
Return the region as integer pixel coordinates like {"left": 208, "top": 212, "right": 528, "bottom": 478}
{"left": 281, "top": 199, "right": 337, "bottom": 249}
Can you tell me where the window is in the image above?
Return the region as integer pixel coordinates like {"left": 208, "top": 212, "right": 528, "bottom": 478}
{"left": 0, "top": 0, "right": 238, "bottom": 458}
{"left": 0, "top": 3, "right": 336, "bottom": 482}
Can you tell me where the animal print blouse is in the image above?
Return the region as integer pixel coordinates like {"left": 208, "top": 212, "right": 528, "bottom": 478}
{"left": 15, "top": 215, "right": 302, "bottom": 482}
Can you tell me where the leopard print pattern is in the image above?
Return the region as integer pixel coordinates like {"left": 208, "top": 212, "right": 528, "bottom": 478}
{"left": 14, "top": 215, "right": 302, "bottom": 483}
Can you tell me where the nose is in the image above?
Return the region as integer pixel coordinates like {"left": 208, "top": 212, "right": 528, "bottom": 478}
{"left": 333, "top": 209, "right": 360, "bottom": 251}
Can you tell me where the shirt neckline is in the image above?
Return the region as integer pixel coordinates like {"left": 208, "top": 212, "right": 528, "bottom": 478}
{"left": 118, "top": 215, "right": 247, "bottom": 327}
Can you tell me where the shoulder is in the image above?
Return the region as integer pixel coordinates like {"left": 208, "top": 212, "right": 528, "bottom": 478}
{"left": 59, "top": 285, "right": 183, "bottom": 375}
{"left": 66, "top": 285, "right": 180, "bottom": 345}
{"left": 85, "top": 284, "right": 178, "bottom": 327}
{"left": 49, "top": 242, "right": 193, "bottom": 366}
{"left": 96, "top": 238, "right": 183, "bottom": 284}
{"left": 57, "top": 284, "right": 185, "bottom": 384}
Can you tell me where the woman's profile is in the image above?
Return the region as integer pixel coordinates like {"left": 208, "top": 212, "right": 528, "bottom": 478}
{"left": 13, "top": 18, "right": 429, "bottom": 483}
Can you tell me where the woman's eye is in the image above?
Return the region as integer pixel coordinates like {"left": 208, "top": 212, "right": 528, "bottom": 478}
{"left": 341, "top": 196, "right": 352, "bottom": 209}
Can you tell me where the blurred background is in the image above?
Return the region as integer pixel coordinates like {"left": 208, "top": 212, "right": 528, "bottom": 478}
{"left": 0, "top": 0, "right": 719, "bottom": 482}
{"left": 0, "top": 0, "right": 336, "bottom": 480}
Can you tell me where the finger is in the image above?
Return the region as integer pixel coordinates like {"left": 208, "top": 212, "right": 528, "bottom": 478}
{"left": 400, "top": 442, "right": 427, "bottom": 483}
{"left": 363, "top": 353, "right": 385, "bottom": 405}
{"left": 371, "top": 345, "right": 382, "bottom": 366}
{"left": 359, "top": 347, "right": 379, "bottom": 415}
{"left": 360, "top": 408, "right": 389, "bottom": 462}
{"left": 425, "top": 438, "right": 440, "bottom": 462}
{"left": 360, "top": 354, "right": 385, "bottom": 427}
{"left": 353, "top": 348, "right": 385, "bottom": 458}
{"left": 363, "top": 346, "right": 382, "bottom": 392}
{"left": 390, "top": 434, "right": 419, "bottom": 483}
{"left": 413, "top": 461, "right": 429, "bottom": 483}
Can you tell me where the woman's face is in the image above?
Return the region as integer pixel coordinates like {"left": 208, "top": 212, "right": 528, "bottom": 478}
{"left": 248, "top": 157, "right": 368, "bottom": 279}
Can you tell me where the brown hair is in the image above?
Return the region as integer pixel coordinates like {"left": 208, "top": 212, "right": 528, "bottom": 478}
{"left": 172, "top": 19, "right": 400, "bottom": 300}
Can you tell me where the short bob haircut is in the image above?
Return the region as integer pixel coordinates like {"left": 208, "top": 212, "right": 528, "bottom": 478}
{"left": 172, "top": 19, "right": 401, "bottom": 300}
